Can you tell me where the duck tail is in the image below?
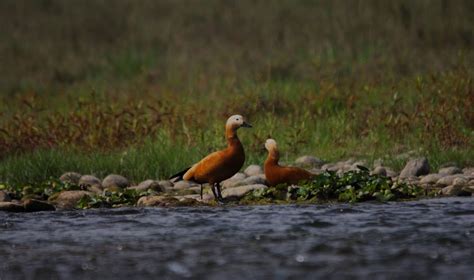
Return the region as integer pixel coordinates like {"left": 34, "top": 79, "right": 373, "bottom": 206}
{"left": 169, "top": 167, "right": 191, "bottom": 182}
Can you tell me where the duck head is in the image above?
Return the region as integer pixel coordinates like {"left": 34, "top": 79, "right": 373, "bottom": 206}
{"left": 265, "top": 138, "right": 278, "bottom": 152}
{"left": 226, "top": 115, "right": 252, "bottom": 130}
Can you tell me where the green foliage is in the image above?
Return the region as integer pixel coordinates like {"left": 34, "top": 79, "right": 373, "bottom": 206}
{"left": 77, "top": 189, "right": 146, "bottom": 209}
{"left": 246, "top": 167, "right": 424, "bottom": 204}
{"left": 296, "top": 167, "right": 423, "bottom": 203}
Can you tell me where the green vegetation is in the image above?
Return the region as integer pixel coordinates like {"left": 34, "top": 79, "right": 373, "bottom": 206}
{"left": 0, "top": 0, "right": 473, "bottom": 188}
{"left": 244, "top": 166, "right": 426, "bottom": 204}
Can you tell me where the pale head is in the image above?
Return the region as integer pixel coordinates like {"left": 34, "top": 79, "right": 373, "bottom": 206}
{"left": 226, "top": 114, "right": 252, "bottom": 130}
{"left": 265, "top": 138, "right": 278, "bottom": 151}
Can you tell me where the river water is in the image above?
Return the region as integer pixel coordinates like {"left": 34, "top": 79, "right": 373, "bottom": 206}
{"left": 1, "top": 197, "right": 473, "bottom": 279}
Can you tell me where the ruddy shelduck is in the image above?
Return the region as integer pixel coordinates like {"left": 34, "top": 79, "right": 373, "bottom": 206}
{"left": 264, "top": 139, "right": 314, "bottom": 187}
{"left": 170, "top": 115, "right": 252, "bottom": 202}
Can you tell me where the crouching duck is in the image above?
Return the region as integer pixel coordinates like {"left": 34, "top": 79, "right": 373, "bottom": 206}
{"left": 170, "top": 115, "right": 252, "bottom": 202}
{"left": 264, "top": 139, "right": 314, "bottom": 187}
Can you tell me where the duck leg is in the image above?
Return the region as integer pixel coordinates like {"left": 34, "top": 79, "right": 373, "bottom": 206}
{"left": 200, "top": 184, "right": 203, "bottom": 200}
{"left": 211, "top": 183, "right": 219, "bottom": 200}
{"left": 216, "top": 183, "right": 224, "bottom": 201}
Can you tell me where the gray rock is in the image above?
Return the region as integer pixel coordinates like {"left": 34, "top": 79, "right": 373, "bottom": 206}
{"left": 102, "top": 174, "right": 129, "bottom": 189}
{"left": 294, "top": 156, "right": 324, "bottom": 168}
{"left": 53, "top": 191, "right": 92, "bottom": 209}
{"left": 79, "top": 175, "right": 102, "bottom": 187}
{"left": 129, "top": 180, "right": 165, "bottom": 192}
{"left": 441, "top": 185, "right": 466, "bottom": 196}
{"left": 158, "top": 180, "right": 173, "bottom": 189}
{"left": 371, "top": 166, "right": 387, "bottom": 177}
{"left": 23, "top": 199, "right": 55, "bottom": 212}
{"left": 385, "top": 168, "right": 398, "bottom": 178}
{"left": 438, "top": 166, "right": 462, "bottom": 176}
{"left": 420, "top": 174, "right": 444, "bottom": 185}
{"left": 463, "top": 185, "right": 474, "bottom": 193}
{"left": 436, "top": 175, "right": 465, "bottom": 187}
{"left": 87, "top": 185, "right": 104, "bottom": 194}
{"left": 399, "top": 157, "right": 430, "bottom": 178}
{"left": 137, "top": 196, "right": 180, "bottom": 207}
{"left": 0, "top": 190, "right": 11, "bottom": 202}
{"left": 0, "top": 202, "right": 25, "bottom": 212}
{"left": 222, "top": 184, "right": 268, "bottom": 199}
{"left": 462, "top": 167, "right": 474, "bottom": 176}
{"left": 173, "top": 181, "right": 198, "bottom": 190}
{"left": 453, "top": 177, "right": 468, "bottom": 187}
{"left": 244, "top": 165, "right": 263, "bottom": 176}
{"left": 237, "top": 175, "right": 267, "bottom": 187}
{"left": 59, "top": 172, "right": 82, "bottom": 185}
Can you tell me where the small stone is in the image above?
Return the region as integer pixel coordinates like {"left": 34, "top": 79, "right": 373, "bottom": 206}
{"left": 371, "top": 166, "right": 387, "bottom": 176}
{"left": 23, "top": 199, "right": 55, "bottom": 212}
{"left": 441, "top": 185, "right": 467, "bottom": 196}
{"left": 294, "top": 156, "right": 324, "bottom": 168}
{"left": 59, "top": 172, "right": 82, "bottom": 185}
{"left": 462, "top": 167, "right": 474, "bottom": 176}
{"left": 399, "top": 157, "right": 430, "bottom": 178}
{"left": 102, "top": 174, "right": 129, "bottom": 190}
{"left": 79, "top": 175, "right": 102, "bottom": 187}
{"left": 436, "top": 175, "right": 465, "bottom": 187}
{"left": 234, "top": 175, "right": 267, "bottom": 187}
{"left": 222, "top": 184, "right": 268, "bottom": 199}
{"left": 438, "top": 166, "right": 462, "bottom": 176}
{"left": 420, "top": 174, "right": 444, "bottom": 185}
{"left": 385, "top": 168, "right": 398, "bottom": 178}
{"left": 52, "top": 190, "right": 92, "bottom": 209}
{"left": 0, "top": 202, "right": 25, "bottom": 212}
{"left": 87, "top": 185, "right": 104, "bottom": 194}
{"left": 453, "top": 177, "right": 468, "bottom": 187}
{"left": 173, "top": 181, "right": 198, "bottom": 190}
{"left": 137, "top": 196, "right": 180, "bottom": 207}
{"left": 0, "top": 190, "right": 11, "bottom": 202}
{"left": 129, "top": 180, "right": 165, "bottom": 192}
{"left": 244, "top": 165, "right": 263, "bottom": 176}
{"left": 159, "top": 180, "right": 173, "bottom": 189}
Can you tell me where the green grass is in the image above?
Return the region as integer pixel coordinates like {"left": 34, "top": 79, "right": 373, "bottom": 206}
{"left": 0, "top": 0, "right": 473, "bottom": 188}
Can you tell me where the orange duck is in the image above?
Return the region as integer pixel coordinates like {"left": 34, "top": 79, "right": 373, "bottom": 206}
{"left": 264, "top": 139, "right": 314, "bottom": 187}
{"left": 170, "top": 115, "right": 252, "bottom": 202}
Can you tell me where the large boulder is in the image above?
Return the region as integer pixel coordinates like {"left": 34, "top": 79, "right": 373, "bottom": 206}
{"left": 0, "top": 190, "right": 11, "bottom": 202}
{"left": 438, "top": 166, "right": 462, "bottom": 176}
{"left": 59, "top": 172, "right": 82, "bottom": 185}
{"left": 0, "top": 202, "right": 25, "bottom": 212}
{"left": 295, "top": 156, "right": 324, "bottom": 168}
{"left": 399, "top": 157, "right": 430, "bottom": 178}
{"left": 79, "top": 175, "right": 102, "bottom": 187}
{"left": 222, "top": 184, "right": 268, "bottom": 199}
{"left": 244, "top": 165, "right": 263, "bottom": 177}
{"left": 52, "top": 190, "right": 92, "bottom": 209}
{"left": 23, "top": 199, "right": 55, "bottom": 212}
{"left": 102, "top": 174, "right": 130, "bottom": 190}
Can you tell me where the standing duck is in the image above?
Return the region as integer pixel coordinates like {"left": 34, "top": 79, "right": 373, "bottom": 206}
{"left": 264, "top": 139, "right": 314, "bottom": 187}
{"left": 170, "top": 115, "right": 252, "bottom": 202}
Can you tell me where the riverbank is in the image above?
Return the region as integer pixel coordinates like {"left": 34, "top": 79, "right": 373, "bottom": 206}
{"left": 1, "top": 156, "right": 473, "bottom": 212}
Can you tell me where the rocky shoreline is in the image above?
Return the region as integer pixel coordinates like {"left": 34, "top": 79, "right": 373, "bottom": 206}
{"left": 1, "top": 156, "right": 473, "bottom": 213}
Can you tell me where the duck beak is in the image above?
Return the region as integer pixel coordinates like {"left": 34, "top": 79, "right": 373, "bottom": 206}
{"left": 242, "top": 121, "right": 252, "bottom": 128}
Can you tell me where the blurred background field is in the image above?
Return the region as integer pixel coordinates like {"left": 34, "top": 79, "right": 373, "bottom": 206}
{"left": 0, "top": 0, "right": 472, "bottom": 185}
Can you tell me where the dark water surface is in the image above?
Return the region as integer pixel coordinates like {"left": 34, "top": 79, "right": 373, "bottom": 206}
{"left": 1, "top": 197, "right": 473, "bottom": 280}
